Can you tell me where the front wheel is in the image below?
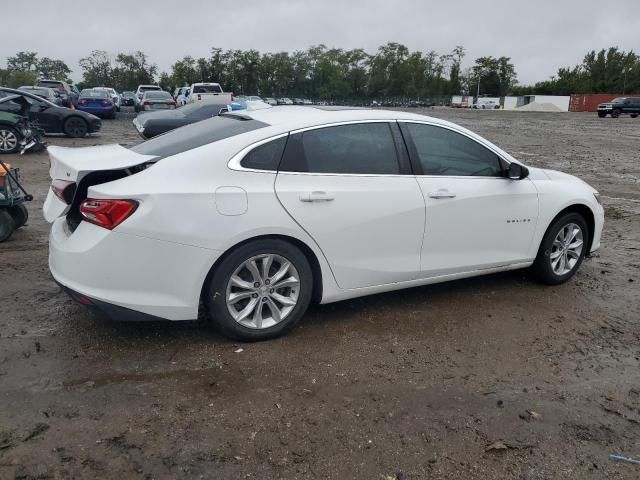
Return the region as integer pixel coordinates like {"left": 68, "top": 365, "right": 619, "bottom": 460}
{"left": 631, "top": 114, "right": 638, "bottom": 118}
{"left": 597, "top": 112, "right": 607, "bottom": 118}
{"left": 532, "top": 213, "right": 588, "bottom": 285}
{"left": 63, "top": 117, "right": 88, "bottom": 137}
{"left": 205, "top": 239, "right": 313, "bottom": 341}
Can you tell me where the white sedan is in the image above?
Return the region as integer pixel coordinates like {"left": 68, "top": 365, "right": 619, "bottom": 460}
{"left": 44, "top": 106, "right": 604, "bottom": 341}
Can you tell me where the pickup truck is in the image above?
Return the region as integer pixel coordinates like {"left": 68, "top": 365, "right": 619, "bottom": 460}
{"left": 185, "top": 83, "right": 233, "bottom": 104}
{"left": 597, "top": 97, "right": 640, "bottom": 118}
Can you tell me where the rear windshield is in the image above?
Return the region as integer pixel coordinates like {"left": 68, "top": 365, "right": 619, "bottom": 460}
{"left": 131, "top": 114, "right": 268, "bottom": 157}
{"left": 145, "top": 91, "right": 171, "bottom": 99}
{"left": 139, "top": 86, "right": 161, "bottom": 92}
{"left": 193, "top": 84, "right": 222, "bottom": 94}
{"left": 81, "top": 90, "right": 109, "bottom": 99}
{"left": 39, "top": 81, "right": 65, "bottom": 91}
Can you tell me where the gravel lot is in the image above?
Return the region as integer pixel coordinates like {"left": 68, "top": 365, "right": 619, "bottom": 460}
{"left": 0, "top": 107, "right": 639, "bottom": 479}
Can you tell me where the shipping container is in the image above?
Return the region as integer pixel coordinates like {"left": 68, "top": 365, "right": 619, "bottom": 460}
{"left": 569, "top": 93, "right": 639, "bottom": 112}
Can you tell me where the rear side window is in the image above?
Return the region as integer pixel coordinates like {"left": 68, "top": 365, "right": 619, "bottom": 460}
{"left": 240, "top": 136, "right": 287, "bottom": 171}
{"left": 280, "top": 123, "right": 400, "bottom": 174}
{"left": 131, "top": 114, "right": 268, "bottom": 157}
{"left": 405, "top": 123, "right": 503, "bottom": 177}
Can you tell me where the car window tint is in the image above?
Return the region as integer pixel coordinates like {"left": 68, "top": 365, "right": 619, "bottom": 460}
{"left": 131, "top": 115, "right": 269, "bottom": 158}
{"left": 240, "top": 136, "right": 287, "bottom": 171}
{"left": 284, "top": 123, "right": 399, "bottom": 174}
{"left": 0, "top": 99, "right": 22, "bottom": 114}
{"left": 406, "top": 123, "right": 503, "bottom": 177}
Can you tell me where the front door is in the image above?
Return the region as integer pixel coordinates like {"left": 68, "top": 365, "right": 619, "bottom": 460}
{"left": 400, "top": 121, "right": 539, "bottom": 277}
{"left": 275, "top": 122, "right": 425, "bottom": 289}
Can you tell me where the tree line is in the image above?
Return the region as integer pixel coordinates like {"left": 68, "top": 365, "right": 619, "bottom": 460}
{"left": 1, "top": 45, "right": 638, "bottom": 100}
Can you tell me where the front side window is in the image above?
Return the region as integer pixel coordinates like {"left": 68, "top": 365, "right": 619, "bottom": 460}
{"left": 405, "top": 123, "right": 504, "bottom": 177}
{"left": 281, "top": 123, "right": 400, "bottom": 174}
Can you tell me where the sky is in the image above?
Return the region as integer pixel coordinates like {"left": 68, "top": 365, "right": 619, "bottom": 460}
{"left": 1, "top": 0, "right": 639, "bottom": 85}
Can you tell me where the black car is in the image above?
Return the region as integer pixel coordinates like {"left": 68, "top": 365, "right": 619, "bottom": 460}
{"left": 0, "top": 87, "right": 101, "bottom": 138}
{"left": 121, "top": 91, "right": 138, "bottom": 107}
{"left": 597, "top": 97, "right": 640, "bottom": 118}
{"left": 132, "top": 103, "right": 228, "bottom": 139}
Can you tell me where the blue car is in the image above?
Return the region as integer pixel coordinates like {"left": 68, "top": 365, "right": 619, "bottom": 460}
{"left": 76, "top": 89, "right": 116, "bottom": 119}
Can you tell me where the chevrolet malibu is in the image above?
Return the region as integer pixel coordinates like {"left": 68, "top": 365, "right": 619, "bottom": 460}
{"left": 44, "top": 106, "right": 604, "bottom": 341}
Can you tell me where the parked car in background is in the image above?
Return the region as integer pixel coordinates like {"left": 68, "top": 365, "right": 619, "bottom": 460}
{"left": 277, "top": 97, "right": 293, "bottom": 105}
{"left": 264, "top": 97, "right": 278, "bottom": 106}
{"left": 0, "top": 96, "right": 34, "bottom": 154}
{"left": 37, "top": 79, "right": 72, "bottom": 107}
{"left": 94, "top": 87, "right": 121, "bottom": 112}
{"left": 293, "top": 98, "right": 305, "bottom": 105}
{"left": 69, "top": 85, "right": 81, "bottom": 106}
{"left": 76, "top": 89, "right": 116, "bottom": 119}
{"left": 473, "top": 99, "right": 500, "bottom": 110}
{"left": 135, "top": 84, "right": 162, "bottom": 100}
{"left": 121, "top": 91, "right": 138, "bottom": 107}
{"left": 18, "top": 86, "right": 61, "bottom": 105}
{"left": 185, "top": 83, "right": 233, "bottom": 104}
{"left": 175, "top": 87, "right": 190, "bottom": 106}
{"left": 0, "top": 87, "right": 101, "bottom": 137}
{"left": 135, "top": 90, "right": 176, "bottom": 112}
{"left": 44, "top": 106, "right": 603, "bottom": 341}
{"left": 247, "top": 96, "right": 263, "bottom": 102}
{"left": 597, "top": 97, "right": 640, "bottom": 118}
{"left": 132, "top": 102, "right": 228, "bottom": 139}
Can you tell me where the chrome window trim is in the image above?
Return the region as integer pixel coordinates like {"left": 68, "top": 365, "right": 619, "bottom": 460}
{"left": 227, "top": 132, "right": 289, "bottom": 173}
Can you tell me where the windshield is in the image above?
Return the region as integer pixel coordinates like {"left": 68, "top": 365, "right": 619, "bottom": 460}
{"left": 131, "top": 115, "right": 268, "bottom": 157}
{"left": 193, "top": 84, "right": 222, "bottom": 94}
{"left": 139, "top": 86, "right": 161, "bottom": 92}
{"left": 81, "top": 90, "right": 109, "bottom": 99}
{"left": 611, "top": 97, "right": 627, "bottom": 103}
{"left": 145, "top": 91, "right": 171, "bottom": 99}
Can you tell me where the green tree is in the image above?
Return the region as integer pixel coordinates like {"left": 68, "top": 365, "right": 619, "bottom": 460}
{"left": 79, "top": 50, "right": 114, "bottom": 87}
{"left": 37, "top": 57, "right": 71, "bottom": 81}
{"left": 7, "top": 51, "right": 39, "bottom": 72}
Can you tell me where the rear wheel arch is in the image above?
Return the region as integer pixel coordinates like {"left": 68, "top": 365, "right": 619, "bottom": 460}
{"left": 200, "top": 234, "right": 324, "bottom": 308}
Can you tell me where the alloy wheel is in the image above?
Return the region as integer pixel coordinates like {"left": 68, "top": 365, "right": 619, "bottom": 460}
{"left": 0, "top": 129, "right": 18, "bottom": 152}
{"left": 225, "top": 254, "right": 300, "bottom": 329}
{"left": 66, "top": 118, "right": 87, "bottom": 137}
{"left": 550, "top": 223, "right": 584, "bottom": 275}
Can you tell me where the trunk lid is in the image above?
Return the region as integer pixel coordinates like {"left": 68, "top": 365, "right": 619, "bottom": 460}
{"left": 43, "top": 144, "right": 157, "bottom": 222}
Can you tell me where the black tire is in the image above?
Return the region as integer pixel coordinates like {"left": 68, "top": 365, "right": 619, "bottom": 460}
{"left": 597, "top": 112, "right": 607, "bottom": 118}
{"left": 631, "top": 114, "right": 638, "bottom": 118}
{"left": 611, "top": 109, "right": 621, "bottom": 118}
{"left": 8, "top": 205, "right": 28, "bottom": 229}
{"left": 0, "top": 126, "right": 21, "bottom": 154}
{"left": 0, "top": 209, "right": 15, "bottom": 242}
{"left": 532, "top": 212, "right": 589, "bottom": 285}
{"left": 205, "top": 239, "right": 313, "bottom": 341}
{"left": 63, "top": 116, "right": 88, "bottom": 138}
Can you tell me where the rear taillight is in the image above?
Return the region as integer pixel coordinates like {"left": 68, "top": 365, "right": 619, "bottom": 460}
{"left": 168, "top": 100, "right": 176, "bottom": 106}
{"left": 78, "top": 99, "right": 86, "bottom": 105}
{"left": 79, "top": 199, "right": 138, "bottom": 230}
{"left": 51, "top": 180, "right": 76, "bottom": 204}
{"left": 143, "top": 101, "right": 152, "bottom": 105}
{"left": 197, "top": 94, "right": 201, "bottom": 100}
{"left": 101, "top": 99, "right": 112, "bottom": 105}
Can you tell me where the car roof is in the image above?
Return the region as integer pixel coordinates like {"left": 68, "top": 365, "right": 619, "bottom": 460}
{"left": 233, "top": 105, "right": 453, "bottom": 131}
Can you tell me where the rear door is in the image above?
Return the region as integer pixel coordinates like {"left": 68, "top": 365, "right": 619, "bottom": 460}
{"left": 400, "top": 121, "right": 539, "bottom": 276}
{"left": 274, "top": 121, "right": 425, "bottom": 289}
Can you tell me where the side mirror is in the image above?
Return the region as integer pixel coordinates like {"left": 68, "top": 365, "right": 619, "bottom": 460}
{"left": 508, "top": 163, "right": 529, "bottom": 180}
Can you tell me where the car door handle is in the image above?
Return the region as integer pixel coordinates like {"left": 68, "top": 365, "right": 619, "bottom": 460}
{"left": 428, "top": 189, "right": 457, "bottom": 199}
{"left": 299, "top": 191, "right": 335, "bottom": 202}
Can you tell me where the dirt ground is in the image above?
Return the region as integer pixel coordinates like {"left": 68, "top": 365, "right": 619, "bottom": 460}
{"left": 0, "top": 107, "right": 639, "bottom": 480}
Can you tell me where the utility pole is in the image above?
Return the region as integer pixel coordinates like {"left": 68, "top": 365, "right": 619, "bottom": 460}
{"left": 623, "top": 67, "right": 628, "bottom": 94}
{"left": 476, "top": 72, "right": 481, "bottom": 99}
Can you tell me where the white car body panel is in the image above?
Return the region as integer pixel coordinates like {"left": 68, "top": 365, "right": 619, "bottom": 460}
{"left": 45, "top": 107, "right": 604, "bottom": 321}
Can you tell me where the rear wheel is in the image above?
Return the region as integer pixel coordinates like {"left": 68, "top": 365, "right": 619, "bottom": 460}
{"left": 0, "top": 126, "right": 20, "bottom": 154}
{"left": 532, "top": 212, "right": 588, "bottom": 285}
{"left": 205, "top": 239, "right": 313, "bottom": 341}
{"left": 611, "top": 109, "right": 621, "bottom": 118}
{"left": 8, "top": 204, "right": 28, "bottom": 229}
{"left": 631, "top": 114, "right": 638, "bottom": 118}
{"left": 0, "top": 209, "right": 15, "bottom": 242}
{"left": 63, "top": 117, "right": 88, "bottom": 138}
